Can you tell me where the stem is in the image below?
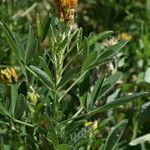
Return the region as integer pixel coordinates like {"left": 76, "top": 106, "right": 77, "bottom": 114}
{"left": 58, "top": 71, "right": 87, "bottom": 102}
{"left": 72, "top": 106, "right": 83, "bottom": 119}
{"left": 13, "top": 119, "right": 34, "bottom": 127}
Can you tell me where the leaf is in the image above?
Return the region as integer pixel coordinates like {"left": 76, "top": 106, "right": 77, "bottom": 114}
{"left": 58, "top": 66, "right": 80, "bottom": 88}
{"left": 44, "top": 113, "right": 59, "bottom": 148}
{"left": 87, "top": 31, "right": 113, "bottom": 47}
{"left": 39, "top": 56, "right": 52, "bottom": 78}
{"left": 99, "top": 41, "right": 127, "bottom": 60}
{"left": 57, "top": 144, "right": 70, "bottom": 150}
{"left": 13, "top": 33, "right": 25, "bottom": 61}
{"left": 11, "top": 83, "right": 18, "bottom": 116}
{"left": 25, "top": 26, "right": 38, "bottom": 63}
{"left": 81, "top": 50, "right": 98, "bottom": 72}
{"left": 42, "top": 13, "right": 51, "bottom": 42}
{"left": 129, "top": 134, "right": 150, "bottom": 146}
{"left": 69, "top": 124, "right": 93, "bottom": 146}
{"left": 0, "top": 22, "right": 18, "bottom": 59}
{"left": 90, "top": 92, "right": 147, "bottom": 116}
{"left": 29, "top": 65, "right": 54, "bottom": 90}
{"left": 139, "top": 101, "right": 150, "bottom": 124}
{"left": 14, "top": 94, "right": 27, "bottom": 119}
{"left": 0, "top": 135, "right": 5, "bottom": 150}
{"left": 91, "top": 75, "right": 105, "bottom": 103}
{"left": 104, "top": 119, "right": 128, "bottom": 150}
{"left": 98, "top": 72, "right": 122, "bottom": 99}
{"left": 0, "top": 103, "right": 11, "bottom": 117}
{"left": 79, "top": 72, "right": 90, "bottom": 107}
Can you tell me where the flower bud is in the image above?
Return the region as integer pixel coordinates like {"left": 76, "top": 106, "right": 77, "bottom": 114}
{"left": 0, "top": 67, "right": 17, "bottom": 84}
{"left": 53, "top": 0, "right": 78, "bottom": 24}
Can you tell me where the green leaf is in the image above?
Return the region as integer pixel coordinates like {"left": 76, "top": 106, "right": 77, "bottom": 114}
{"left": 87, "top": 31, "right": 113, "bottom": 47}
{"left": 14, "top": 94, "right": 27, "bottom": 119}
{"left": 0, "top": 22, "right": 18, "bottom": 59}
{"left": 13, "top": 34, "right": 25, "bottom": 61}
{"left": 104, "top": 119, "right": 128, "bottom": 150}
{"left": 42, "top": 13, "right": 51, "bottom": 42}
{"left": 69, "top": 124, "right": 93, "bottom": 146}
{"left": 99, "top": 41, "right": 127, "bottom": 60}
{"left": 90, "top": 92, "right": 147, "bottom": 116}
{"left": 58, "top": 66, "right": 80, "bottom": 88}
{"left": 98, "top": 72, "right": 122, "bottom": 99}
{"left": 81, "top": 50, "right": 98, "bottom": 72}
{"left": 11, "top": 83, "right": 18, "bottom": 116}
{"left": 57, "top": 144, "right": 70, "bottom": 150}
{"left": 129, "top": 134, "right": 150, "bottom": 146}
{"left": 44, "top": 113, "right": 59, "bottom": 148}
{"left": 39, "top": 56, "right": 52, "bottom": 78}
{"left": 29, "top": 65, "right": 54, "bottom": 90}
{"left": 25, "top": 26, "right": 38, "bottom": 63}
{"left": 91, "top": 75, "right": 105, "bottom": 103}
{"left": 0, "top": 135, "right": 5, "bottom": 150}
{"left": 79, "top": 72, "right": 90, "bottom": 107}
{"left": 0, "top": 103, "right": 11, "bottom": 117}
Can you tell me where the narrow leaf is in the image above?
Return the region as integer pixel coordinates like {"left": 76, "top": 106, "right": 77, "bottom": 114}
{"left": 42, "top": 13, "right": 51, "bottom": 42}
{"left": 81, "top": 51, "right": 98, "bottom": 72}
{"left": 90, "top": 92, "right": 147, "bottom": 116}
{"left": 39, "top": 56, "right": 52, "bottom": 78}
{"left": 29, "top": 65, "right": 54, "bottom": 90}
{"left": 14, "top": 94, "right": 27, "bottom": 119}
{"left": 98, "top": 72, "right": 122, "bottom": 99}
{"left": 0, "top": 103, "right": 11, "bottom": 117}
{"left": 87, "top": 31, "right": 113, "bottom": 47}
{"left": 99, "top": 41, "right": 127, "bottom": 60}
{"left": 129, "top": 134, "right": 150, "bottom": 146}
{"left": 11, "top": 83, "right": 18, "bottom": 116}
{"left": 0, "top": 22, "right": 18, "bottom": 59}
{"left": 58, "top": 66, "right": 80, "bottom": 88}
{"left": 69, "top": 124, "right": 93, "bottom": 145}
{"left": 13, "top": 34, "right": 25, "bottom": 61}
{"left": 104, "top": 119, "right": 128, "bottom": 150}
{"left": 91, "top": 75, "right": 105, "bottom": 103}
{"left": 25, "top": 26, "right": 38, "bottom": 63}
{"left": 44, "top": 113, "right": 59, "bottom": 148}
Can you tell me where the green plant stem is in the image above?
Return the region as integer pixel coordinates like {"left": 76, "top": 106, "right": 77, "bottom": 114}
{"left": 72, "top": 106, "right": 84, "bottom": 119}
{"left": 58, "top": 71, "right": 88, "bottom": 102}
{"left": 13, "top": 118, "right": 34, "bottom": 127}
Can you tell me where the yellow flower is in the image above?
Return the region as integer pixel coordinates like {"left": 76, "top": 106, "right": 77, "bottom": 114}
{"left": 27, "top": 91, "right": 39, "bottom": 105}
{"left": 84, "top": 120, "right": 98, "bottom": 130}
{"left": 0, "top": 67, "right": 17, "bottom": 83}
{"left": 118, "top": 32, "right": 132, "bottom": 41}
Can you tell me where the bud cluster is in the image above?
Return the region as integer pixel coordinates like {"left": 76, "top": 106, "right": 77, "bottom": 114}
{"left": 53, "top": 0, "right": 78, "bottom": 24}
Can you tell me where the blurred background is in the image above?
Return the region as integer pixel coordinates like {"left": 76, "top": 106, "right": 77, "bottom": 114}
{"left": 0, "top": 0, "right": 150, "bottom": 149}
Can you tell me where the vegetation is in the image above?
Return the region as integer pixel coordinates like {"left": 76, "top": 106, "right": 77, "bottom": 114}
{"left": 0, "top": 0, "right": 149, "bottom": 149}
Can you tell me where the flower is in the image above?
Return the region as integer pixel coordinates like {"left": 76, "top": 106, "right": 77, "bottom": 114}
{"left": 53, "top": 0, "right": 78, "bottom": 23}
{"left": 0, "top": 67, "right": 17, "bottom": 83}
{"left": 118, "top": 32, "right": 132, "bottom": 41}
{"left": 84, "top": 120, "right": 98, "bottom": 130}
{"left": 27, "top": 91, "right": 39, "bottom": 105}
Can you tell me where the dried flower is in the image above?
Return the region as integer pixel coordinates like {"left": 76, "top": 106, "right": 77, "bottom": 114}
{"left": 0, "top": 67, "right": 17, "bottom": 83}
{"left": 53, "top": 0, "right": 78, "bottom": 23}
